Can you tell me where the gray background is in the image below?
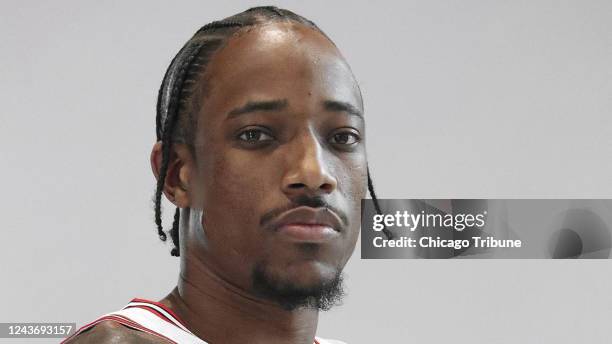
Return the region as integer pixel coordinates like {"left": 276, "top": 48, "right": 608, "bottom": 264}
{"left": 1, "top": 0, "right": 611, "bottom": 343}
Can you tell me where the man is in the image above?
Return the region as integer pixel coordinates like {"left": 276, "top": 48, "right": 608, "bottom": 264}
{"left": 64, "top": 6, "right": 382, "bottom": 344}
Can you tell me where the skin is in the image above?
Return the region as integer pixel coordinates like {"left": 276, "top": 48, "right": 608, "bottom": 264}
{"left": 69, "top": 21, "right": 366, "bottom": 344}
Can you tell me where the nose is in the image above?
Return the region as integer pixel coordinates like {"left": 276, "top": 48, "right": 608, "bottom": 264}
{"left": 282, "top": 130, "right": 338, "bottom": 198}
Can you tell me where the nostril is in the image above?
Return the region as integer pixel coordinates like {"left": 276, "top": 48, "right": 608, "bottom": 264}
{"left": 320, "top": 183, "right": 334, "bottom": 192}
{"left": 288, "top": 183, "right": 306, "bottom": 189}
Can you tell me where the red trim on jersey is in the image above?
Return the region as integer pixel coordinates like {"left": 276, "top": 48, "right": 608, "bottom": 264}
{"left": 109, "top": 315, "right": 177, "bottom": 344}
{"left": 130, "top": 297, "right": 189, "bottom": 328}
{"left": 124, "top": 305, "right": 176, "bottom": 326}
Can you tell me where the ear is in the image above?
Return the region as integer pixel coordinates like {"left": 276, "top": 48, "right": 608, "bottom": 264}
{"left": 150, "top": 141, "right": 195, "bottom": 208}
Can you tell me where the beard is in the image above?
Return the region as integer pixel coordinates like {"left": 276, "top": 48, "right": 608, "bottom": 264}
{"left": 251, "top": 261, "right": 345, "bottom": 311}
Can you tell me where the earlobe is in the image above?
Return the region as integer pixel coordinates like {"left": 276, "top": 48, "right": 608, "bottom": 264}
{"left": 168, "top": 159, "right": 192, "bottom": 208}
{"left": 166, "top": 144, "right": 195, "bottom": 208}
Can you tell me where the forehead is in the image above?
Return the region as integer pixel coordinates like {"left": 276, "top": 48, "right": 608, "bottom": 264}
{"left": 199, "top": 21, "right": 362, "bottom": 118}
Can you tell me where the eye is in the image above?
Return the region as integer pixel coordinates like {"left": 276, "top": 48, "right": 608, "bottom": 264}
{"left": 329, "top": 131, "right": 360, "bottom": 146}
{"left": 237, "top": 128, "right": 274, "bottom": 143}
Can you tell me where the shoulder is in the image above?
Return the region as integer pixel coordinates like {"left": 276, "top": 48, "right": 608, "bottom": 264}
{"left": 64, "top": 321, "right": 168, "bottom": 344}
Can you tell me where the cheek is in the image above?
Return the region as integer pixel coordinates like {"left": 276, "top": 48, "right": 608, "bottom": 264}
{"left": 196, "top": 148, "right": 275, "bottom": 250}
{"left": 334, "top": 154, "right": 368, "bottom": 211}
{"left": 340, "top": 161, "right": 367, "bottom": 202}
{"left": 211, "top": 157, "right": 257, "bottom": 205}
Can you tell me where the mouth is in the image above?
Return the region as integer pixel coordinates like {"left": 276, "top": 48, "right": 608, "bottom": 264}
{"left": 268, "top": 206, "right": 344, "bottom": 243}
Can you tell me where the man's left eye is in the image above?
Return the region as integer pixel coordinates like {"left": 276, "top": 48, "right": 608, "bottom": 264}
{"left": 329, "top": 131, "right": 360, "bottom": 145}
{"left": 238, "top": 129, "right": 274, "bottom": 142}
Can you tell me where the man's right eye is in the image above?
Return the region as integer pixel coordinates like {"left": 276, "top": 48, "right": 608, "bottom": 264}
{"left": 237, "top": 129, "right": 274, "bottom": 143}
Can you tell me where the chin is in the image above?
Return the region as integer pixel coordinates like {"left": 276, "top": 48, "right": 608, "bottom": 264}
{"left": 251, "top": 259, "right": 346, "bottom": 311}
{"left": 288, "top": 260, "right": 340, "bottom": 287}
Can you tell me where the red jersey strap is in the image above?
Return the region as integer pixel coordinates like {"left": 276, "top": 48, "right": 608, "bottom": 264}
{"left": 124, "top": 298, "right": 191, "bottom": 332}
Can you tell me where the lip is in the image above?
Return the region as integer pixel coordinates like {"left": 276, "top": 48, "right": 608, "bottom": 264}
{"left": 268, "top": 206, "right": 344, "bottom": 243}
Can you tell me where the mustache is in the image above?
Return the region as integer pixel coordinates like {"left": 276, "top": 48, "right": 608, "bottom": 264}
{"left": 260, "top": 195, "right": 349, "bottom": 228}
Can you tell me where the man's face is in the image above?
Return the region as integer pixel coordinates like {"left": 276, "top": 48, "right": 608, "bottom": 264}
{"left": 186, "top": 22, "right": 366, "bottom": 307}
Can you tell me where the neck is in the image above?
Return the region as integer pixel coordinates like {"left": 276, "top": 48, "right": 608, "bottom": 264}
{"left": 160, "top": 252, "right": 320, "bottom": 344}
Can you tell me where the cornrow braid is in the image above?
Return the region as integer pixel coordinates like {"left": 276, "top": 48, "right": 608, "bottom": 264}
{"left": 367, "top": 168, "right": 393, "bottom": 240}
{"left": 195, "top": 20, "right": 244, "bottom": 35}
{"left": 153, "top": 6, "right": 388, "bottom": 256}
{"left": 170, "top": 207, "right": 181, "bottom": 256}
{"left": 155, "top": 42, "right": 206, "bottom": 246}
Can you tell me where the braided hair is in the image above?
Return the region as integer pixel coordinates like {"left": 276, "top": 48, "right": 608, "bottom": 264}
{"left": 153, "top": 6, "right": 390, "bottom": 257}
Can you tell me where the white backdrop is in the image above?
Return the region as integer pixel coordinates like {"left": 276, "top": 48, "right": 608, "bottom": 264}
{"left": 1, "top": 1, "right": 611, "bottom": 343}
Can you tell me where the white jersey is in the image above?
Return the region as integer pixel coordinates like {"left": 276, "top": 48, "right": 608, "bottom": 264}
{"left": 62, "top": 298, "right": 346, "bottom": 344}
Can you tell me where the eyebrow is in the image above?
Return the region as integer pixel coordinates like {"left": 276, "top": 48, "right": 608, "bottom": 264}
{"left": 323, "top": 100, "right": 363, "bottom": 118}
{"left": 227, "top": 99, "right": 288, "bottom": 118}
{"left": 226, "top": 98, "right": 363, "bottom": 119}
